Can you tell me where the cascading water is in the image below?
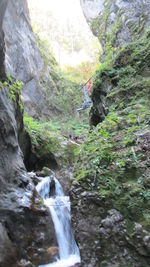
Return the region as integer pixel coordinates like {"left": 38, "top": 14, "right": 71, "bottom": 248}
{"left": 36, "top": 175, "right": 81, "bottom": 267}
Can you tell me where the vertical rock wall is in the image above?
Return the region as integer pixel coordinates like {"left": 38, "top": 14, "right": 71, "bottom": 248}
{"left": 0, "top": 0, "right": 8, "bottom": 80}
{"left": 2, "top": 0, "right": 48, "bottom": 117}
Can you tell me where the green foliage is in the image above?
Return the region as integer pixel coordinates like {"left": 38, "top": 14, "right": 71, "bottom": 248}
{"left": 35, "top": 33, "right": 57, "bottom": 68}
{"left": 62, "top": 118, "right": 89, "bottom": 137}
{"left": 23, "top": 114, "right": 88, "bottom": 167}
{"left": 24, "top": 114, "right": 61, "bottom": 156}
{"left": 35, "top": 32, "right": 85, "bottom": 119}
{"left": 0, "top": 76, "right": 24, "bottom": 110}
{"left": 8, "top": 78, "right": 23, "bottom": 103}
{"left": 64, "top": 61, "right": 97, "bottom": 84}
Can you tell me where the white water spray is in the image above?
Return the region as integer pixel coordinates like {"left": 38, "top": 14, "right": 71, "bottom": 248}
{"left": 36, "top": 175, "right": 81, "bottom": 267}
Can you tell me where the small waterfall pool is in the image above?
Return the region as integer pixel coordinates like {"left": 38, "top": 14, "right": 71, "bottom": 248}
{"left": 36, "top": 176, "right": 81, "bottom": 267}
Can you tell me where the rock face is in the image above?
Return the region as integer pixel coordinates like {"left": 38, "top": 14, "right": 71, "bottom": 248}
{"left": 2, "top": 0, "right": 48, "bottom": 117}
{"left": 0, "top": 1, "right": 57, "bottom": 266}
{"left": 71, "top": 185, "right": 150, "bottom": 267}
{"left": 81, "top": 0, "right": 150, "bottom": 49}
{"left": 0, "top": 0, "right": 7, "bottom": 80}
{"left": 80, "top": 0, "right": 105, "bottom": 20}
{"left": 80, "top": 0, "right": 150, "bottom": 126}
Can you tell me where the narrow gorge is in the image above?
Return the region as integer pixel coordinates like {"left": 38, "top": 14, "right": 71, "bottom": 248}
{"left": 0, "top": 0, "right": 150, "bottom": 267}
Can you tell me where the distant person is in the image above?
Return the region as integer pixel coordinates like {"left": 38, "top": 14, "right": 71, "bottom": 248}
{"left": 77, "top": 80, "right": 92, "bottom": 112}
{"left": 87, "top": 80, "right": 93, "bottom": 94}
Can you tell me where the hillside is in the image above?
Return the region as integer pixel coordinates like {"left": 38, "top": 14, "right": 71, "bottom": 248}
{"left": 72, "top": 30, "right": 150, "bottom": 266}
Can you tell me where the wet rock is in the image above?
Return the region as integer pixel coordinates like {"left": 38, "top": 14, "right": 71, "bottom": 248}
{"left": 19, "top": 259, "right": 35, "bottom": 267}
{"left": 71, "top": 263, "right": 82, "bottom": 267}
{"left": 47, "top": 246, "right": 59, "bottom": 257}
{"left": 39, "top": 167, "right": 55, "bottom": 177}
{"left": 101, "top": 209, "right": 123, "bottom": 229}
{"left": 28, "top": 172, "right": 41, "bottom": 186}
{"left": 34, "top": 246, "right": 59, "bottom": 265}
{"left": 144, "top": 236, "right": 150, "bottom": 252}
{"left": 56, "top": 167, "right": 73, "bottom": 195}
{"left": 24, "top": 139, "right": 58, "bottom": 172}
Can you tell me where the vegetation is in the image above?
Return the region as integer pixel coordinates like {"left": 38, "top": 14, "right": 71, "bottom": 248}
{"left": 24, "top": 114, "right": 61, "bottom": 156}
{"left": 74, "top": 30, "right": 150, "bottom": 231}
{"left": 91, "top": 0, "right": 148, "bottom": 64}
{"left": 64, "top": 62, "right": 96, "bottom": 84}
{"left": 22, "top": 32, "right": 91, "bottom": 170}
{"left": 0, "top": 76, "right": 23, "bottom": 110}
{"left": 91, "top": 0, "right": 122, "bottom": 51}
{"left": 35, "top": 32, "right": 84, "bottom": 117}
{"left": 33, "top": 32, "right": 91, "bottom": 142}
{"left": 24, "top": 113, "right": 89, "bottom": 168}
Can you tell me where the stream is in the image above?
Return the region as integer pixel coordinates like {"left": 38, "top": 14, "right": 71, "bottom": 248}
{"left": 36, "top": 175, "right": 81, "bottom": 267}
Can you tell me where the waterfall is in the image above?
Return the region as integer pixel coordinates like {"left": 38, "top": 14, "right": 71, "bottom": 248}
{"left": 36, "top": 175, "right": 81, "bottom": 267}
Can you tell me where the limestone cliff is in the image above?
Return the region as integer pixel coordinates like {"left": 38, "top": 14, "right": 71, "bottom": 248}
{"left": 0, "top": 0, "right": 7, "bottom": 80}
{"left": 81, "top": 0, "right": 150, "bottom": 49}
{"left": 2, "top": 0, "right": 48, "bottom": 117}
